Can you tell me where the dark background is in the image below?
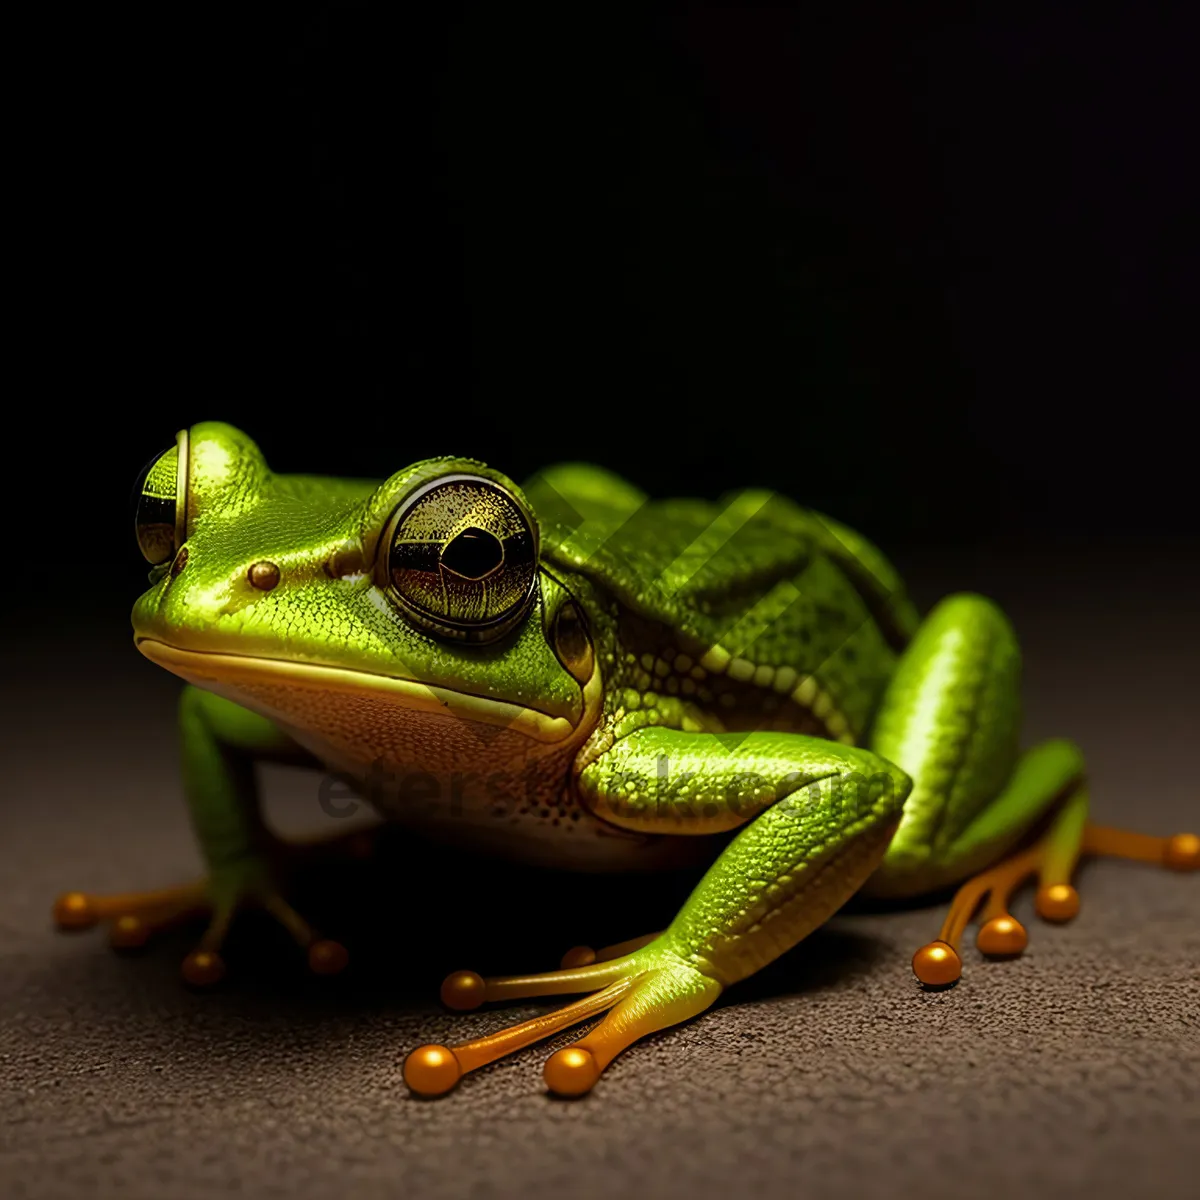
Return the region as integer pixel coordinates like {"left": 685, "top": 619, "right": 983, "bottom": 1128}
{"left": 16, "top": 6, "right": 1197, "bottom": 634}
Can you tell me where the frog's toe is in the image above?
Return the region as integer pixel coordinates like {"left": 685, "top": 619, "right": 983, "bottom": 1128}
{"left": 403, "top": 945, "right": 721, "bottom": 1097}
{"left": 181, "top": 949, "right": 227, "bottom": 987}
{"left": 911, "top": 821, "right": 1197, "bottom": 987}
{"left": 558, "top": 946, "right": 596, "bottom": 969}
{"left": 911, "top": 940, "right": 963, "bottom": 986}
{"left": 1034, "top": 883, "right": 1080, "bottom": 922}
{"left": 178, "top": 892, "right": 348, "bottom": 987}
{"left": 204, "top": 886, "right": 349, "bottom": 982}
{"left": 1085, "top": 826, "right": 1200, "bottom": 872}
{"left": 54, "top": 881, "right": 209, "bottom": 942}
{"left": 110, "top": 909, "right": 201, "bottom": 950}
{"left": 402, "top": 1044, "right": 463, "bottom": 1097}
{"left": 404, "top": 975, "right": 632, "bottom": 1097}
{"left": 543, "top": 1046, "right": 601, "bottom": 1097}
{"left": 975, "top": 914, "right": 1028, "bottom": 956}
{"left": 1163, "top": 832, "right": 1200, "bottom": 870}
{"left": 911, "top": 838, "right": 1065, "bottom": 986}
{"left": 54, "top": 873, "right": 348, "bottom": 984}
{"left": 558, "top": 930, "right": 663, "bottom": 970}
{"left": 53, "top": 891, "right": 100, "bottom": 930}
{"left": 440, "top": 970, "right": 487, "bottom": 1010}
{"left": 539, "top": 963, "right": 721, "bottom": 1097}
{"left": 307, "top": 938, "right": 351, "bottom": 976}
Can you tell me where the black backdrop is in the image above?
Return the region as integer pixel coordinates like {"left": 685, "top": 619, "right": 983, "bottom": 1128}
{"left": 16, "top": 8, "right": 1197, "bottom": 625}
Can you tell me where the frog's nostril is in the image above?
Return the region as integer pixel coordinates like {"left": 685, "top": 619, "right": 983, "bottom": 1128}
{"left": 170, "top": 547, "right": 189, "bottom": 577}
{"left": 247, "top": 560, "right": 281, "bottom": 591}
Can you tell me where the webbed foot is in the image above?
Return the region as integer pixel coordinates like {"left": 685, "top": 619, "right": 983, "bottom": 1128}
{"left": 912, "top": 821, "right": 1198, "bottom": 987}
{"left": 53, "top": 827, "right": 377, "bottom": 984}
{"left": 403, "top": 936, "right": 720, "bottom": 1098}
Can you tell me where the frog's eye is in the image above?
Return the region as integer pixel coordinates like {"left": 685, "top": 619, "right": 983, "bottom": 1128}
{"left": 385, "top": 474, "right": 538, "bottom": 643}
{"left": 132, "top": 432, "right": 188, "bottom": 566}
{"left": 551, "top": 599, "right": 594, "bottom": 684}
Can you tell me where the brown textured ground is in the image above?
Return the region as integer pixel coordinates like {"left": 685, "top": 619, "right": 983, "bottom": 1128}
{"left": 2, "top": 546, "right": 1197, "bottom": 1200}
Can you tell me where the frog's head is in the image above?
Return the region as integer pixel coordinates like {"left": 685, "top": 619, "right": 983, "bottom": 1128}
{"left": 131, "top": 423, "right": 601, "bottom": 775}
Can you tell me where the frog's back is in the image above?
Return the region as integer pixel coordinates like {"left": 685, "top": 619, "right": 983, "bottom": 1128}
{"left": 524, "top": 464, "right": 920, "bottom": 746}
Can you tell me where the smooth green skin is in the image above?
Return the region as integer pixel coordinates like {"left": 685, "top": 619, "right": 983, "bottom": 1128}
{"left": 131, "top": 423, "right": 1084, "bottom": 1016}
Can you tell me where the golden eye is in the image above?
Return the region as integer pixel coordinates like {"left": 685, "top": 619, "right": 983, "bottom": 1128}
{"left": 386, "top": 474, "right": 538, "bottom": 643}
{"left": 552, "top": 600, "right": 594, "bottom": 683}
{"left": 132, "top": 432, "right": 188, "bottom": 566}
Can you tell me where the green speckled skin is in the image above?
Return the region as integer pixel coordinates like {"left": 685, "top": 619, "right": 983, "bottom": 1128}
{"left": 122, "top": 422, "right": 1090, "bottom": 1062}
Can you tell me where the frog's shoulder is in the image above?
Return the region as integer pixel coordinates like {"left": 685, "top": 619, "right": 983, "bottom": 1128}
{"left": 523, "top": 463, "right": 918, "bottom": 650}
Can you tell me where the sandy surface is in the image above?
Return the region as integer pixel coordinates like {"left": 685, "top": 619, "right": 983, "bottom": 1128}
{"left": 2, "top": 548, "right": 1197, "bottom": 1199}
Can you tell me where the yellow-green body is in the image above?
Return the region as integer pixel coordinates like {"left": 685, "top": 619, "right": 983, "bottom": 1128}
{"left": 127, "top": 422, "right": 1085, "bottom": 1012}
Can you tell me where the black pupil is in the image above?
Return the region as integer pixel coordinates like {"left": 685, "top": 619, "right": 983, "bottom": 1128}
{"left": 441, "top": 527, "right": 503, "bottom": 579}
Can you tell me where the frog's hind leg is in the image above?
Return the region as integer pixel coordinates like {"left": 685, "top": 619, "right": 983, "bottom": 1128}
{"left": 864, "top": 593, "right": 1198, "bottom": 986}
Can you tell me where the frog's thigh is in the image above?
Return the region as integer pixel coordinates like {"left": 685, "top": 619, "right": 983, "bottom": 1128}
{"left": 867, "top": 592, "right": 1028, "bottom": 890}
{"left": 864, "top": 593, "right": 1198, "bottom": 986}
{"left": 404, "top": 729, "right": 910, "bottom": 1097}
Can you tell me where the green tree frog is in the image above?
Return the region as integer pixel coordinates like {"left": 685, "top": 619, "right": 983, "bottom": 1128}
{"left": 55, "top": 423, "right": 1198, "bottom": 1097}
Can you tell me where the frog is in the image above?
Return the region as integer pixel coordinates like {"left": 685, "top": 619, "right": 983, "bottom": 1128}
{"left": 55, "top": 421, "right": 1198, "bottom": 1098}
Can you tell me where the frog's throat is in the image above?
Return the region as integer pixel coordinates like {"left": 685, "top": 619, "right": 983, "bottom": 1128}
{"left": 135, "top": 638, "right": 593, "bottom": 745}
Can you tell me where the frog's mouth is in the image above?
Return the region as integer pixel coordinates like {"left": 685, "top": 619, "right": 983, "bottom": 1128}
{"left": 135, "top": 638, "right": 592, "bottom": 745}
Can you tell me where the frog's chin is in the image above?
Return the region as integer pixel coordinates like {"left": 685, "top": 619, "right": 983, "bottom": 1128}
{"left": 134, "top": 638, "right": 587, "bottom": 745}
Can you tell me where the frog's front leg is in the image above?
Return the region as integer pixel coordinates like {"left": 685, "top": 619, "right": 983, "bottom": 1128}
{"left": 863, "top": 594, "right": 1199, "bottom": 985}
{"left": 403, "top": 732, "right": 910, "bottom": 1097}
{"left": 53, "top": 686, "right": 364, "bottom": 984}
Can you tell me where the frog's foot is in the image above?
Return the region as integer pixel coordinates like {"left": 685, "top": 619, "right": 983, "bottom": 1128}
{"left": 912, "top": 822, "right": 1199, "bottom": 986}
{"left": 53, "top": 857, "right": 350, "bottom": 986}
{"left": 403, "top": 941, "right": 721, "bottom": 1098}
